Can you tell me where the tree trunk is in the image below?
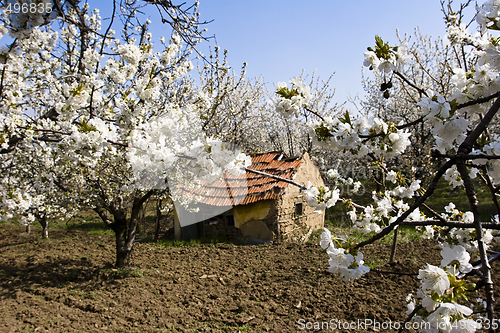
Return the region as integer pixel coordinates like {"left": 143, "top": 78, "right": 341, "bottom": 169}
{"left": 26, "top": 224, "right": 30, "bottom": 234}
{"left": 154, "top": 198, "right": 162, "bottom": 242}
{"left": 115, "top": 229, "right": 131, "bottom": 267}
{"left": 39, "top": 215, "right": 48, "bottom": 239}
{"left": 113, "top": 209, "right": 141, "bottom": 267}
{"left": 111, "top": 191, "right": 155, "bottom": 268}
{"left": 95, "top": 206, "right": 134, "bottom": 268}
{"left": 112, "top": 214, "right": 133, "bottom": 268}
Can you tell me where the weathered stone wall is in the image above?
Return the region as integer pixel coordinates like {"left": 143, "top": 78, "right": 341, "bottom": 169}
{"left": 277, "top": 152, "right": 325, "bottom": 240}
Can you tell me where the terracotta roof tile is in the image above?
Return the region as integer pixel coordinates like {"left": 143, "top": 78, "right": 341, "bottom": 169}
{"left": 174, "top": 151, "right": 302, "bottom": 207}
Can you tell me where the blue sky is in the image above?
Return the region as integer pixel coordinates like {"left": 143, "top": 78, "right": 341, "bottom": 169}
{"left": 89, "top": 1, "right": 462, "bottom": 107}
{"left": 193, "top": 1, "right": 452, "bottom": 106}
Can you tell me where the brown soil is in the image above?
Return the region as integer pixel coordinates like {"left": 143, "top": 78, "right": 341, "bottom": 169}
{"left": 0, "top": 223, "right": 497, "bottom": 333}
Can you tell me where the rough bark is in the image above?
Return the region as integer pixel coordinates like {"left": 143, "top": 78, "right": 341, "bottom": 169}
{"left": 38, "top": 214, "right": 48, "bottom": 239}
{"left": 93, "top": 207, "right": 112, "bottom": 227}
{"left": 109, "top": 191, "right": 155, "bottom": 268}
{"left": 110, "top": 210, "right": 131, "bottom": 268}
{"left": 115, "top": 226, "right": 131, "bottom": 268}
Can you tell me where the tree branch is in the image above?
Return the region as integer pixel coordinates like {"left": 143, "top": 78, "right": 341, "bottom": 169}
{"left": 355, "top": 159, "right": 455, "bottom": 249}
{"left": 456, "top": 160, "right": 495, "bottom": 325}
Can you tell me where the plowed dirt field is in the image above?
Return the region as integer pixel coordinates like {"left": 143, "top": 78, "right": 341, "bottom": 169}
{"left": 0, "top": 223, "right": 497, "bottom": 332}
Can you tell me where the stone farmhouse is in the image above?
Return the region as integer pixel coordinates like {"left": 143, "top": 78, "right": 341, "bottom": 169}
{"left": 173, "top": 151, "right": 325, "bottom": 243}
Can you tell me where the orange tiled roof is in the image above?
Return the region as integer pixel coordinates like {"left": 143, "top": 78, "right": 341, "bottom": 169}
{"left": 176, "top": 151, "right": 302, "bottom": 207}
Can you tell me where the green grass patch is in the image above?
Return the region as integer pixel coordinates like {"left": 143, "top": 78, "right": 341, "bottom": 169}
{"left": 153, "top": 234, "right": 231, "bottom": 248}
{"left": 325, "top": 178, "right": 498, "bottom": 229}
{"left": 87, "top": 228, "right": 114, "bottom": 236}
{"left": 2, "top": 209, "right": 113, "bottom": 236}
{"left": 379, "top": 226, "right": 422, "bottom": 245}
{"left": 154, "top": 239, "right": 197, "bottom": 248}
{"left": 66, "top": 289, "right": 99, "bottom": 299}
{"left": 238, "top": 325, "right": 251, "bottom": 332}
{"left": 366, "top": 262, "right": 383, "bottom": 269}
{"left": 52, "top": 211, "right": 115, "bottom": 236}
{"left": 424, "top": 178, "right": 497, "bottom": 220}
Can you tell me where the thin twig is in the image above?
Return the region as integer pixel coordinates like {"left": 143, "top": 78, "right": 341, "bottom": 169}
{"left": 371, "top": 269, "right": 418, "bottom": 276}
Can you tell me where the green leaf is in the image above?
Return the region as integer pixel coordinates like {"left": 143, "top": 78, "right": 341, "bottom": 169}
{"left": 276, "top": 87, "right": 299, "bottom": 99}
{"left": 71, "top": 83, "right": 85, "bottom": 96}
{"left": 339, "top": 111, "right": 351, "bottom": 125}
{"left": 78, "top": 120, "right": 96, "bottom": 133}
{"left": 314, "top": 123, "right": 332, "bottom": 142}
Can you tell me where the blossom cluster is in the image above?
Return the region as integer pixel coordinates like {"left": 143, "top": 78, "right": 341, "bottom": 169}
{"left": 274, "top": 77, "right": 313, "bottom": 118}
{"left": 405, "top": 245, "right": 480, "bottom": 332}
{"left": 320, "top": 228, "right": 370, "bottom": 282}
{"left": 420, "top": 203, "right": 496, "bottom": 254}
{"left": 326, "top": 168, "right": 362, "bottom": 194}
{"left": 304, "top": 181, "right": 340, "bottom": 213}
{"left": 360, "top": 13, "right": 500, "bottom": 183}
{"left": 309, "top": 113, "right": 411, "bottom": 159}
{"left": 303, "top": 168, "right": 364, "bottom": 215}
{"left": 363, "top": 36, "right": 410, "bottom": 74}
{"left": 0, "top": 4, "right": 251, "bottom": 225}
{"left": 346, "top": 168, "right": 424, "bottom": 234}
{"left": 477, "top": 0, "right": 500, "bottom": 33}
{"left": 298, "top": 0, "right": 500, "bottom": 328}
{"left": 416, "top": 92, "right": 469, "bottom": 155}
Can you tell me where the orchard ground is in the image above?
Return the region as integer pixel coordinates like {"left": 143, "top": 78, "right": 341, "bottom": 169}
{"left": 1, "top": 217, "right": 499, "bottom": 333}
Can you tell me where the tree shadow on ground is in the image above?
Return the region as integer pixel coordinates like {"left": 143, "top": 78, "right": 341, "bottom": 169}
{"left": 0, "top": 257, "right": 108, "bottom": 298}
